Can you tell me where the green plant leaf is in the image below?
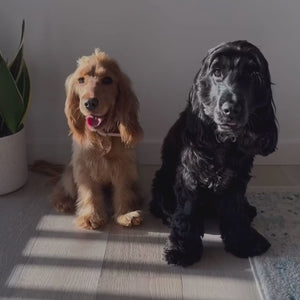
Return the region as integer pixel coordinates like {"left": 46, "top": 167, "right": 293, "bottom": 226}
{"left": 0, "top": 52, "right": 24, "bottom": 133}
{"left": 18, "top": 61, "right": 31, "bottom": 125}
{"left": 9, "top": 20, "right": 25, "bottom": 82}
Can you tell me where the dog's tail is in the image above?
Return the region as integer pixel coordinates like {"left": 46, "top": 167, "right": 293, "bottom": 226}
{"left": 30, "top": 160, "right": 64, "bottom": 184}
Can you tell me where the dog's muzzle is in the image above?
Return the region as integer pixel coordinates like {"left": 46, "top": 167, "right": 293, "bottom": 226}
{"left": 217, "top": 90, "right": 245, "bottom": 129}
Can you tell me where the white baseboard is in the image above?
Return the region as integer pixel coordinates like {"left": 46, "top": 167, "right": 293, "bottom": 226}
{"left": 27, "top": 139, "right": 300, "bottom": 165}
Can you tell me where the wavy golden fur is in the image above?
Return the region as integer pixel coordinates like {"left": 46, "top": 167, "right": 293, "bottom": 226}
{"left": 51, "top": 49, "right": 143, "bottom": 229}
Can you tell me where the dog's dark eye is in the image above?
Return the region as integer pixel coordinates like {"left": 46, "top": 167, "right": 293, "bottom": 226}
{"left": 102, "top": 76, "right": 113, "bottom": 85}
{"left": 213, "top": 69, "right": 222, "bottom": 78}
{"left": 78, "top": 77, "right": 85, "bottom": 84}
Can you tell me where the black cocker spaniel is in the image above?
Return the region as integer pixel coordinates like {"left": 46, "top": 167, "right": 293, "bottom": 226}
{"left": 151, "top": 40, "right": 278, "bottom": 266}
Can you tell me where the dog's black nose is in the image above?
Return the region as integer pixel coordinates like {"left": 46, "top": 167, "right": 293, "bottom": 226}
{"left": 84, "top": 98, "right": 99, "bottom": 111}
{"left": 221, "top": 101, "right": 241, "bottom": 118}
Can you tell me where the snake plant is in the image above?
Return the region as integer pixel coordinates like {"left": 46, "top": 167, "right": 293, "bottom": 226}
{"left": 0, "top": 20, "right": 31, "bottom": 137}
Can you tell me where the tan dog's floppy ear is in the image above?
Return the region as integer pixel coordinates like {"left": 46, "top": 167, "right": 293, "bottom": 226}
{"left": 64, "top": 74, "right": 86, "bottom": 144}
{"left": 116, "top": 72, "right": 143, "bottom": 147}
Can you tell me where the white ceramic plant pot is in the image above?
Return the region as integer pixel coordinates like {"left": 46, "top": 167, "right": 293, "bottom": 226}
{"left": 0, "top": 127, "right": 28, "bottom": 195}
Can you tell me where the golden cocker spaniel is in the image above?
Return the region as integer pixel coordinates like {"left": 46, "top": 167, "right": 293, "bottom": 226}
{"left": 51, "top": 49, "right": 143, "bottom": 229}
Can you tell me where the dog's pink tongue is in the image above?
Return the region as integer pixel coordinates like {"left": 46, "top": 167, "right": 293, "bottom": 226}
{"left": 86, "top": 116, "right": 102, "bottom": 128}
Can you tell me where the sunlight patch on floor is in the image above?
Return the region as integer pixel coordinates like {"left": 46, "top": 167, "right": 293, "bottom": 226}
{"left": 6, "top": 265, "right": 100, "bottom": 292}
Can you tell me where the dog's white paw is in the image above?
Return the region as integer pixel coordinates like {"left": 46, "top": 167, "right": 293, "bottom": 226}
{"left": 76, "top": 213, "right": 108, "bottom": 230}
{"left": 116, "top": 210, "right": 143, "bottom": 227}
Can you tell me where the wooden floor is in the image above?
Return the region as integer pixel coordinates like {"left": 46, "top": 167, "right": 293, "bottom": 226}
{"left": 0, "top": 165, "right": 299, "bottom": 300}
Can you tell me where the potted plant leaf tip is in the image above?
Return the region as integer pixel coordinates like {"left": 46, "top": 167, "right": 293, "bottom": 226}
{"left": 0, "top": 20, "right": 31, "bottom": 195}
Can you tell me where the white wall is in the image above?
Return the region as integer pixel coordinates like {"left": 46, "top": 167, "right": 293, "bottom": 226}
{"left": 1, "top": 0, "right": 300, "bottom": 164}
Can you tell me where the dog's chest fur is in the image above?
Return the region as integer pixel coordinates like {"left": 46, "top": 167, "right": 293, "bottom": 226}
{"left": 193, "top": 142, "right": 250, "bottom": 193}
{"left": 72, "top": 138, "right": 136, "bottom": 184}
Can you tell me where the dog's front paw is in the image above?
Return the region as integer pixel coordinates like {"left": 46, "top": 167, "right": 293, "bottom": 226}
{"left": 164, "top": 240, "right": 203, "bottom": 267}
{"left": 116, "top": 210, "right": 143, "bottom": 227}
{"left": 76, "top": 213, "right": 108, "bottom": 230}
{"left": 223, "top": 227, "right": 270, "bottom": 258}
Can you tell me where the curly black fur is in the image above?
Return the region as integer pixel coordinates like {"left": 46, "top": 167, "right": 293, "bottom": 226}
{"left": 151, "top": 40, "right": 278, "bottom": 266}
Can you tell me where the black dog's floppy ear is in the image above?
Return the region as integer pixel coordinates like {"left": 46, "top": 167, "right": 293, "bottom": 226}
{"left": 253, "top": 89, "right": 278, "bottom": 156}
{"left": 186, "top": 71, "right": 216, "bottom": 145}
{"left": 252, "top": 48, "right": 278, "bottom": 156}
{"left": 188, "top": 43, "right": 222, "bottom": 117}
{"left": 190, "top": 41, "right": 229, "bottom": 103}
{"left": 239, "top": 69, "right": 278, "bottom": 156}
{"left": 196, "top": 42, "right": 228, "bottom": 79}
{"left": 185, "top": 44, "right": 225, "bottom": 143}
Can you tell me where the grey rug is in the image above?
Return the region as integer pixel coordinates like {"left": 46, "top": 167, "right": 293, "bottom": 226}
{"left": 248, "top": 192, "right": 300, "bottom": 300}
